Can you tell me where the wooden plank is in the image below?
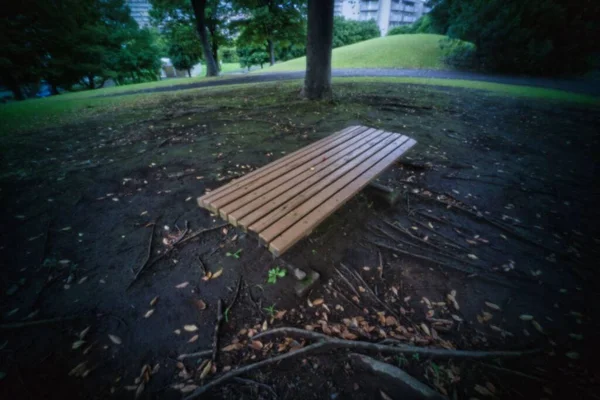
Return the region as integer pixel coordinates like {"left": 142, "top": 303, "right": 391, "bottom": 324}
{"left": 255, "top": 135, "right": 411, "bottom": 243}
{"left": 268, "top": 138, "right": 417, "bottom": 256}
{"left": 198, "top": 125, "right": 365, "bottom": 208}
{"left": 222, "top": 128, "right": 388, "bottom": 224}
{"left": 208, "top": 126, "right": 376, "bottom": 215}
{"left": 241, "top": 132, "right": 402, "bottom": 232}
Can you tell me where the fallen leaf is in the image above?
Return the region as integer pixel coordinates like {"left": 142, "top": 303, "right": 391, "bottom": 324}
{"left": 72, "top": 340, "right": 85, "bottom": 350}
{"left": 532, "top": 320, "right": 545, "bottom": 335}
{"left": 312, "top": 298, "right": 324, "bottom": 306}
{"left": 420, "top": 323, "right": 431, "bottom": 336}
{"left": 202, "top": 272, "right": 213, "bottom": 281}
{"left": 195, "top": 300, "right": 207, "bottom": 310}
{"left": 188, "top": 335, "right": 199, "bottom": 343}
{"left": 341, "top": 331, "right": 358, "bottom": 340}
{"left": 485, "top": 302, "right": 501, "bottom": 311}
{"left": 222, "top": 343, "right": 244, "bottom": 352}
{"left": 261, "top": 320, "right": 268, "bottom": 331}
{"left": 108, "top": 334, "right": 122, "bottom": 345}
{"left": 380, "top": 390, "right": 393, "bottom": 400}
{"left": 519, "top": 314, "right": 534, "bottom": 321}
{"left": 149, "top": 296, "right": 159, "bottom": 307}
{"left": 184, "top": 325, "right": 198, "bottom": 332}
{"left": 211, "top": 268, "right": 223, "bottom": 279}
{"left": 358, "top": 286, "right": 366, "bottom": 293}
{"left": 569, "top": 333, "right": 583, "bottom": 340}
{"left": 565, "top": 351, "right": 580, "bottom": 360}
{"left": 174, "top": 329, "right": 181, "bottom": 335}
{"left": 468, "top": 254, "right": 479, "bottom": 260}
{"left": 135, "top": 382, "right": 145, "bottom": 399}
{"left": 474, "top": 384, "right": 493, "bottom": 396}
{"left": 451, "top": 314, "right": 463, "bottom": 322}
{"left": 249, "top": 340, "right": 264, "bottom": 350}
{"left": 175, "top": 282, "right": 189, "bottom": 289}
{"left": 79, "top": 326, "right": 91, "bottom": 339}
{"left": 180, "top": 385, "right": 198, "bottom": 393}
{"left": 199, "top": 360, "right": 212, "bottom": 379}
{"left": 274, "top": 310, "right": 287, "bottom": 320}
{"left": 144, "top": 309, "right": 154, "bottom": 318}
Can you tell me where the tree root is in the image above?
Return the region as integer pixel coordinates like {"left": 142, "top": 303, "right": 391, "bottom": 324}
{"left": 183, "top": 327, "right": 541, "bottom": 399}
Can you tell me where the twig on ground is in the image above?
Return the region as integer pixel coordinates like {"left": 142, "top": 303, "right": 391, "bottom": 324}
{"left": 331, "top": 284, "right": 363, "bottom": 312}
{"left": 129, "top": 224, "right": 156, "bottom": 285}
{"left": 184, "top": 327, "right": 540, "bottom": 399}
{"left": 369, "top": 240, "right": 517, "bottom": 288}
{"left": 253, "top": 327, "right": 541, "bottom": 359}
{"left": 408, "top": 217, "right": 470, "bottom": 251}
{"left": 233, "top": 377, "right": 278, "bottom": 399}
{"left": 378, "top": 251, "right": 383, "bottom": 279}
{"left": 0, "top": 315, "right": 80, "bottom": 330}
{"left": 177, "top": 350, "right": 212, "bottom": 360}
{"left": 333, "top": 266, "right": 360, "bottom": 298}
{"left": 198, "top": 255, "right": 208, "bottom": 275}
{"left": 212, "top": 299, "right": 223, "bottom": 363}
{"left": 127, "top": 223, "right": 228, "bottom": 289}
{"left": 479, "top": 362, "right": 548, "bottom": 383}
{"left": 225, "top": 277, "right": 243, "bottom": 318}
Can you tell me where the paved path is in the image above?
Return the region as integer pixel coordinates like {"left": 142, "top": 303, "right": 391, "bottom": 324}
{"left": 106, "top": 68, "right": 600, "bottom": 97}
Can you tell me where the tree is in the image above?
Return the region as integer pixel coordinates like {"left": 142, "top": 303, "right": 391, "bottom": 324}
{"left": 167, "top": 23, "right": 203, "bottom": 76}
{"left": 150, "top": 0, "right": 221, "bottom": 76}
{"left": 190, "top": 0, "right": 219, "bottom": 76}
{"left": 302, "top": 0, "right": 334, "bottom": 100}
{"left": 232, "top": 0, "right": 306, "bottom": 66}
{"left": 428, "top": 0, "right": 600, "bottom": 75}
{"left": 332, "top": 17, "right": 379, "bottom": 48}
{"left": 237, "top": 44, "right": 269, "bottom": 69}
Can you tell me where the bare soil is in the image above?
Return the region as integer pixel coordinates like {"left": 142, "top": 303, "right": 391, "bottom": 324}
{"left": 1, "top": 81, "right": 599, "bottom": 400}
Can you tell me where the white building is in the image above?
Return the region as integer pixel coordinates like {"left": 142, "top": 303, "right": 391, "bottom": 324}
{"left": 334, "top": 0, "right": 431, "bottom": 36}
{"left": 127, "top": 0, "right": 152, "bottom": 28}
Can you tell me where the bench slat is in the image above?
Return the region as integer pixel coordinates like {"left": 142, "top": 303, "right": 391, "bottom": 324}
{"left": 196, "top": 125, "right": 416, "bottom": 257}
{"left": 198, "top": 125, "right": 364, "bottom": 208}
{"left": 269, "top": 138, "right": 417, "bottom": 256}
{"left": 222, "top": 128, "right": 385, "bottom": 224}
{"left": 257, "top": 135, "right": 411, "bottom": 245}
{"left": 205, "top": 126, "right": 369, "bottom": 213}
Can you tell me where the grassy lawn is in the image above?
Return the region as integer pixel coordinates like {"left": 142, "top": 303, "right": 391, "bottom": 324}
{"left": 1, "top": 77, "right": 597, "bottom": 135}
{"left": 264, "top": 34, "right": 447, "bottom": 72}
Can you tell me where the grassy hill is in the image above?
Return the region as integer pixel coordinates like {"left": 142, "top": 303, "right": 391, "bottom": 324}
{"left": 264, "top": 34, "right": 447, "bottom": 72}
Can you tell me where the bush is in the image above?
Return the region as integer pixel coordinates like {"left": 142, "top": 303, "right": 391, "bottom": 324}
{"left": 439, "top": 38, "right": 478, "bottom": 70}
{"left": 219, "top": 47, "right": 239, "bottom": 63}
{"left": 333, "top": 17, "right": 380, "bottom": 48}
{"left": 388, "top": 15, "right": 436, "bottom": 36}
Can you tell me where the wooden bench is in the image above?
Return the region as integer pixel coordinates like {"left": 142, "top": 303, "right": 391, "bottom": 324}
{"left": 197, "top": 126, "right": 416, "bottom": 256}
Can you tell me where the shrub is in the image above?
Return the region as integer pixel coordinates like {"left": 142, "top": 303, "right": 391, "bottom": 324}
{"left": 333, "top": 17, "right": 380, "bottom": 48}
{"left": 439, "top": 38, "right": 478, "bottom": 70}
{"left": 388, "top": 15, "right": 436, "bottom": 36}
{"left": 219, "top": 47, "right": 239, "bottom": 63}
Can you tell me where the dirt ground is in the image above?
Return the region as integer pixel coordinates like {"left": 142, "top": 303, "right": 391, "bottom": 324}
{"left": 1, "top": 81, "right": 599, "bottom": 400}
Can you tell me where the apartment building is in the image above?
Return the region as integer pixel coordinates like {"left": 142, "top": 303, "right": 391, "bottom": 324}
{"left": 127, "top": 0, "right": 152, "bottom": 28}
{"left": 334, "top": 0, "right": 431, "bottom": 36}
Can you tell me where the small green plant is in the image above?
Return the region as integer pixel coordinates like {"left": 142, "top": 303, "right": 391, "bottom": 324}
{"left": 267, "top": 267, "right": 286, "bottom": 284}
{"left": 412, "top": 353, "right": 420, "bottom": 361}
{"left": 311, "top": 249, "right": 317, "bottom": 255}
{"left": 225, "top": 249, "right": 242, "bottom": 259}
{"left": 263, "top": 304, "right": 277, "bottom": 318}
{"left": 395, "top": 354, "right": 408, "bottom": 367}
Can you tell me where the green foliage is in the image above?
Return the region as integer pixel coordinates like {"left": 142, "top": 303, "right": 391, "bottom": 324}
{"left": 333, "top": 17, "right": 380, "bottom": 48}
{"left": 0, "top": 0, "right": 161, "bottom": 99}
{"left": 439, "top": 38, "right": 477, "bottom": 70}
{"left": 267, "top": 267, "right": 286, "bottom": 284}
{"left": 428, "top": 0, "right": 600, "bottom": 75}
{"left": 167, "top": 23, "right": 203, "bottom": 76}
{"left": 232, "top": 0, "right": 306, "bottom": 65}
{"left": 225, "top": 249, "right": 243, "bottom": 259}
{"left": 263, "top": 304, "right": 277, "bottom": 317}
{"left": 219, "top": 47, "right": 239, "bottom": 63}
{"left": 237, "top": 44, "right": 270, "bottom": 69}
{"left": 388, "top": 15, "right": 436, "bottom": 36}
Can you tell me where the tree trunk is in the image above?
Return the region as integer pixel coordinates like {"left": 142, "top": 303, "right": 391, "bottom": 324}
{"left": 302, "top": 0, "right": 334, "bottom": 100}
{"left": 50, "top": 84, "right": 59, "bottom": 95}
{"left": 88, "top": 74, "right": 95, "bottom": 89}
{"left": 208, "top": 24, "right": 220, "bottom": 71}
{"left": 7, "top": 79, "right": 24, "bottom": 100}
{"left": 267, "top": 39, "right": 275, "bottom": 66}
{"left": 187, "top": 69, "right": 192, "bottom": 77}
{"left": 191, "top": 0, "right": 219, "bottom": 77}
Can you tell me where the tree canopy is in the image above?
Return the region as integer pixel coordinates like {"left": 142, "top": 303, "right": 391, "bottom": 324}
{"left": 332, "top": 17, "right": 380, "bottom": 48}
{"left": 428, "top": 0, "right": 600, "bottom": 75}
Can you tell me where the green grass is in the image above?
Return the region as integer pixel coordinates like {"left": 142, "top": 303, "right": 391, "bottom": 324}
{"left": 338, "top": 77, "right": 600, "bottom": 105}
{"left": 1, "top": 77, "right": 597, "bottom": 135}
{"left": 264, "top": 34, "right": 447, "bottom": 72}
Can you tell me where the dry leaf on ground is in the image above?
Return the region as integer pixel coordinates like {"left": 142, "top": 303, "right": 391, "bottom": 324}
{"left": 108, "top": 334, "right": 122, "bottom": 345}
